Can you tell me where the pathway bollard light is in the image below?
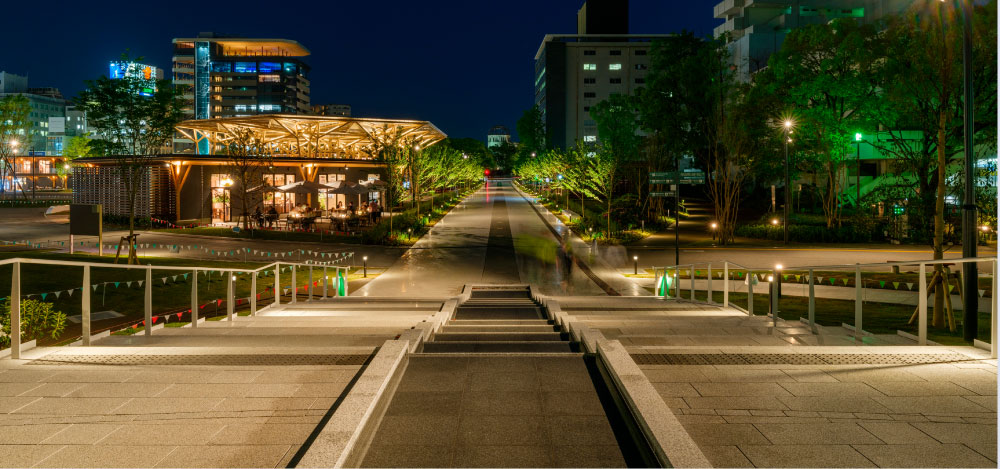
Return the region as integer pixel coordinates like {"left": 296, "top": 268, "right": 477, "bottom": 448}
{"left": 363, "top": 256, "right": 368, "bottom": 278}
{"left": 633, "top": 255, "right": 638, "bottom": 275}
{"left": 711, "top": 222, "right": 717, "bottom": 241}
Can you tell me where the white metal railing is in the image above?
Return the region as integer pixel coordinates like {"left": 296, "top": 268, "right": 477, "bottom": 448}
{"left": 0, "top": 258, "right": 352, "bottom": 359}
{"left": 652, "top": 257, "right": 998, "bottom": 358}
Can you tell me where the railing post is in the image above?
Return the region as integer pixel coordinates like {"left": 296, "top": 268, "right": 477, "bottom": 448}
{"left": 322, "top": 267, "right": 328, "bottom": 299}
{"left": 82, "top": 265, "right": 91, "bottom": 345}
{"left": 250, "top": 272, "right": 258, "bottom": 317}
{"left": 918, "top": 262, "right": 927, "bottom": 345}
{"left": 144, "top": 267, "right": 152, "bottom": 337}
{"left": 808, "top": 268, "right": 816, "bottom": 332}
{"left": 10, "top": 262, "right": 20, "bottom": 359}
{"left": 747, "top": 271, "right": 754, "bottom": 316}
{"left": 226, "top": 270, "right": 234, "bottom": 321}
{"left": 991, "top": 259, "right": 997, "bottom": 359}
{"left": 855, "top": 263, "right": 862, "bottom": 342}
{"left": 690, "top": 266, "right": 695, "bottom": 301}
{"left": 707, "top": 263, "right": 713, "bottom": 304}
{"left": 723, "top": 262, "right": 729, "bottom": 307}
{"left": 274, "top": 264, "right": 281, "bottom": 306}
{"left": 771, "top": 267, "right": 779, "bottom": 328}
{"left": 291, "top": 265, "right": 297, "bottom": 303}
{"left": 190, "top": 270, "right": 198, "bottom": 328}
{"left": 308, "top": 266, "right": 313, "bottom": 301}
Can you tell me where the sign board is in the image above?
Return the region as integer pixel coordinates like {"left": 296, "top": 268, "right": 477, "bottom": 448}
{"left": 650, "top": 171, "right": 673, "bottom": 178}
{"left": 649, "top": 178, "right": 676, "bottom": 185}
{"left": 650, "top": 170, "right": 705, "bottom": 185}
{"left": 649, "top": 191, "right": 677, "bottom": 198}
{"left": 70, "top": 204, "right": 102, "bottom": 236}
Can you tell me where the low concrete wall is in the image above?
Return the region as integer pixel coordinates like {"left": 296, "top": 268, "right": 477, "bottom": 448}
{"left": 296, "top": 339, "right": 409, "bottom": 468}
{"left": 597, "top": 339, "right": 711, "bottom": 468}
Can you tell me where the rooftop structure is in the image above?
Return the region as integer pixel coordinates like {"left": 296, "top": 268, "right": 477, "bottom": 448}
{"left": 173, "top": 114, "right": 446, "bottom": 159}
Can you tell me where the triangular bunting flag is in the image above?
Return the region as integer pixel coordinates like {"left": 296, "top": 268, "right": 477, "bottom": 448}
{"left": 906, "top": 282, "right": 914, "bottom": 290}
{"left": 67, "top": 289, "right": 74, "bottom": 297}
{"left": 948, "top": 284, "right": 955, "bottom": 293}
{"left": 92, "top": 284, "right": 99, "bottom": 291}
{"left": 126, "top": 281, "right": 132, "bottom": 288}
{"left": 979, "top": 289, "right": 986, "bottom": 298}
{"left": 893, "top": 282, "right": 900, "bottom": 289}
{"left": 114, "top": 282, "right": 120, "bottom": 288}
{"left": 138, "top": 281, "right": 143, "bottom": 287}
{"left": 41, "top": 293, "right": 48, "bottom": 300}
{"left": 54, "top": 291, "right": 61, "bottom": 299}
{"left": 842, "top": 278, "right": 849, "bottom": 286}
{"left": 879, "top": 281, "right": 886, "bottom": 288}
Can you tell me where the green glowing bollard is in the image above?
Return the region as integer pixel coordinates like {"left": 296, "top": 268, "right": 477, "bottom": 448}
{"left": 338, "top": 270, "right": 347, "bottom": 296}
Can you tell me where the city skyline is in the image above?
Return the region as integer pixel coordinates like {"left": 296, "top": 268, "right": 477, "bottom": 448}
{"left": 0, "top": 0, "right": 720, "bottom": 141}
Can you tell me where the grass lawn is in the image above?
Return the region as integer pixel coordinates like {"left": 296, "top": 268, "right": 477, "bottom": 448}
{"left": 647, "top": 284, "right": 992, "bottom": 346}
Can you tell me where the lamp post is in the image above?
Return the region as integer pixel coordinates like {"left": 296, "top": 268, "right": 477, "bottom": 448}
{"left": 957, "top": 0, "right": 978, "bottom": 342}
{"left": 783, "top": 120, "right": 793, "bottom": 245}
{"left": 855, "top": 133, "right": 863, "bottom": 208}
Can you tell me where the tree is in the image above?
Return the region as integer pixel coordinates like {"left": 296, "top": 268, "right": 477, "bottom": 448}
{"left": 516, "top": 105, "right": 548, "bottom": 158}
{"left": 223, "top": 127, "right": 273, "bottom": 231}
{"left": 578, "top": 144, "right": 619, "bottom": 236}
{"left": 0, "top": 95, "right": 33, "bottom": 199}
{"left": 74, "top": 53, "right": 184, "bottom": 264}
{"left": 871, "top": 1, "right": 997, "bottom": 329}
{"left": 0, "top": 299, "right": 67, "bottom": 349}
{"left": 490, "top": 140, "right": 518, "bottom": 173}
{"left": 363, "top": 125, "right": 415, "bottom": 236}
{"left": 759, "top": 20, "right": 881, "bottom": 228}
{"left": 57, "top": 133, "right": 93, "bottom": 188}
{"left": 63, "top": 134, "right": 93, "bottom": 159}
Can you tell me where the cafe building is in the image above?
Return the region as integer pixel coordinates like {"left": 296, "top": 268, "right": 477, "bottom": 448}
{"left": 72, "top": 114, "right": 446, "bottom": 224}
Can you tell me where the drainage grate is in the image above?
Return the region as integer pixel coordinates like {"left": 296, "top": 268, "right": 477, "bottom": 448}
{"left": 630, "top": 353, "right": 974, "bottom": 366}
{"left": 28, "top": 354, "right": 370, "bottom": 367}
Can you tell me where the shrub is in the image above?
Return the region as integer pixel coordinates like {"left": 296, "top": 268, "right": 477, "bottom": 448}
{"left": 0, "top": 299, "right": 67, "bottom": 349}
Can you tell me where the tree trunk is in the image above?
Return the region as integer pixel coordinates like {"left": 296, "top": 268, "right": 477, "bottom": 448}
{"left": 932, "top": 111, "right": 949, "bottom": 328}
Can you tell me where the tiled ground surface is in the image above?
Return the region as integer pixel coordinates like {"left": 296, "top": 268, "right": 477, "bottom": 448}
{"left": 0, "top": 357, "right": 361, "bottom": 468}
{"left": 0, "top": 298, "right": 435, "bottom": 468}
{"left": 360, "top": 355, "right": 626, "bottom": 468}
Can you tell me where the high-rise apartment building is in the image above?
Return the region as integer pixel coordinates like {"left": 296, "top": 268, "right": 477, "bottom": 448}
{"left": 713, "top": 0, "right": 912, "bottom": 81}
{"left": 171, "top": 33, "right": 311, "bottom": 153}
{"left": 534, "top": 0, "right": 666, "bottom": 149}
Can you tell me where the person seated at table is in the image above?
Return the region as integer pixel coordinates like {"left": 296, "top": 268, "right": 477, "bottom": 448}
{"left": 253, "top": 207, "right": 263, "bottom": 228}
{"left": 347, "top": 201, "right": 354, "bottom": 215}
{"left": 266, "top": 206, "right": 278, "bottom": 227}
{"left": 337, "top": 201, "right": 343, "bottom": 210}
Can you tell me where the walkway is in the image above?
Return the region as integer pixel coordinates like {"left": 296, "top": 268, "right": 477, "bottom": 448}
{"left": 354, "top": 181, "right": 606, "bottom": 297}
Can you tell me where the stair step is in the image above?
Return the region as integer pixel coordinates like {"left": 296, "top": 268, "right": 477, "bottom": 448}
{"left": 440, "top": 325, "right": 559, "bottom": 333}
{"left": 433, "top": 332, "right": 565, "bottom": 342}
{"left": 421, "top": 341, "right": 577, "bottom": 354}
{"left": 449, "top": 319, "right": 551, "bottom": 326}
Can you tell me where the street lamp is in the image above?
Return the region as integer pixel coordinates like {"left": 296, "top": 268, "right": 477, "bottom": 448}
{"left": 855, "top": 133, "right": 863, "bottom": 208}
{"left": 782, "top": 120, "right": 794, "bottom": 245}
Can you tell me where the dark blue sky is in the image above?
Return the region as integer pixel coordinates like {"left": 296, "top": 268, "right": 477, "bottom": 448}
{"left": 0, "top": 0, "right": 720, "bottom": 141}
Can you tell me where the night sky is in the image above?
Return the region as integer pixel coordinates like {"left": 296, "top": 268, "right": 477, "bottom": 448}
{"left": 1, "top": 1, "right": 720, "bottom": 141}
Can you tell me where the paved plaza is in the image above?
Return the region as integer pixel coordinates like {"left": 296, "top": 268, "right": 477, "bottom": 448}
{"left": 0, "top": 182, "right": 995, "bottom": 468}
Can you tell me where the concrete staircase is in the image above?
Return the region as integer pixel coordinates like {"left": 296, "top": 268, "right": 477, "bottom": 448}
{"left": 420, "top": 286, "right": 578, "bottom": 354}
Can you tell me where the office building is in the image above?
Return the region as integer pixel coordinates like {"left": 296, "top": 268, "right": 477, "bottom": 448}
{"left": 109, "top": 61, "right": 165, "bottom": 96}
{"left": 713, "top": 0, "right": 912, "bottom": 81}
{"left": 534, "top": 1, "right": 666, "bottom": 149}
{"left": 171, "top": 33, "right": 312, "bottom": 153}
{"left": 487, "top": 125, "right": 511, "bottom": 148}
{"left": 312, "top": 104, "right": 351, "bottom": 117}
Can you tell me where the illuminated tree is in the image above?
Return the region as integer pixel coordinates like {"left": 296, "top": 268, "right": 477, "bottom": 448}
{"left": 222, "top": 127, "right": 273, "bottom": 231}
{"left": 74, "top": 52, "right": 184, "bottom": 263}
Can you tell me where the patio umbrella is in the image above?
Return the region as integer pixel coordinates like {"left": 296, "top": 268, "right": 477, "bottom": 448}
{"left": 362, "top": 179, "right": 388, "bottom": 189}
{"left": 325, "top": 180, "right": 370, "bottom": 214}
{"left": 247, "top": 182, "right": 278, "bottom": 193}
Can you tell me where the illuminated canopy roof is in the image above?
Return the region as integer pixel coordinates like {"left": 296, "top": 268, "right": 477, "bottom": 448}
{"left": 172, "top": 38, "right": 310, "bottom": 57}
{"left": 174, "top": 114, "right": 447, "bottom": 159}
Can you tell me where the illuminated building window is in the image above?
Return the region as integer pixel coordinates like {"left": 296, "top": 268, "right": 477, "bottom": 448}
{"left": 583, "top": 63, "right": 596, "bottom": 71}
{"left": 283, "top": 63, "right": 297, "bottom": 74}
{"left": 211, "top": 62, "right": 232, "bottom": 72}
{"left": 259, "top": 62, "right": 281, "bottom": 73}
{"left": 259, "top": 75, "right": 280, "bottom": 83}
{"left": 609, "top": 63, "right": 622, "bottom": 71}
{"left": 259, "top": 104, "right": 281, "bottom": 112}
{"left": 234, "top": 62, "right": 257, "bottom": 73}
{"left": 583, "top": 136, "right": 597, "bottom": 143}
